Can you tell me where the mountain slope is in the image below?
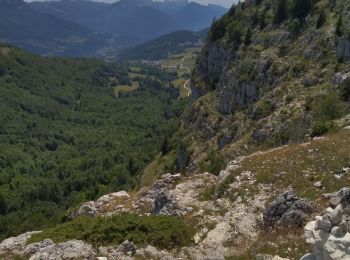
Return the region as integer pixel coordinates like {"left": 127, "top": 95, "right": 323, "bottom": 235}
{"left": 120, "top": 29, "right": 208, "bottom": 61}
{"left": 0, "top": 0, "right": 121, "bottom": 58}
{"left": 173, "top": 2, "right": 227, "bottom": 31}
{"left": 183, "top": 0, "right": 350, "bottom": 171}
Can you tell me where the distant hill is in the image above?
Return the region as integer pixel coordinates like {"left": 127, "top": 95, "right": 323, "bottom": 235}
{"left": 30, "top": 0, "right": 227, "bottom": 45}
{"left": 0, "top": 0, "right": 123, "bottom": 58}
{"left": 120, "top": 29, "right": 209, "bottom": 61}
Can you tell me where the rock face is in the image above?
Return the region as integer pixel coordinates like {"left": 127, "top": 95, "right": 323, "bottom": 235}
{"left": 337, "top": 37, "right": 350, "bottom": 62}
{"left": 71, "top": 191, "right": 132, "bottom": 218}
{"left": 303, "top": 188, "right": 350, "bottom": 260}
{"left": 264, "top": 191, "right": 315, "bottom": 230}
{"left": 29, "top": 240, "right": 96, "bottom": 260}
{"left": 0, "top": 231, "right": 41, "bottom": 257}
{"left": 0, "top": 233, "right": 96, "bottom": 260}
{"left": 135, "top": 173, "right": 189, "bottom": 216}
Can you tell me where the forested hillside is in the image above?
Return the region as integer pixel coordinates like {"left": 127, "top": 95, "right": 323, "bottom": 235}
{"left": 120, "top": 29, "right": 208, "bottom": 61}
{"left": 0, "top": 43, "right": 185, "bottom": 240}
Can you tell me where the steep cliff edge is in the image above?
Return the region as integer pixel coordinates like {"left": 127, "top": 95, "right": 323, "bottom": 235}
{"left": 180, "top": 0, "right": 350, "bottom": 171}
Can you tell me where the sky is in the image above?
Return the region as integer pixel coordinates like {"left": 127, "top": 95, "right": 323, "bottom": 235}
{"left": 23, "top": 0, "right": 235, "bottom": 8}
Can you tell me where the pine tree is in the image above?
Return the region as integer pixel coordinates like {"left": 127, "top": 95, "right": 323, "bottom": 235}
{"left": 316, "top": 10, "right": 326, "bottom": 29}
{"left": 252, "top": 10, "right": 259, "bottom": 27}
{"left": 335, "top": 15, "right": 343, "bottom": 37}
{"left": 161, "top": 136, "right": 171, "bottom": 155}
{"left": 274, "top": 0, "right": 288, "bottom": 24}
{"left": 244, "top": 28, "right": 252, "bottom": 46}
{"left": 228, "top": 4, "right": 236, "bottom": 17}
{"left": 292, "top": 0, "right": 313, "bottom": 21}
{"left": 209, "top": 18, "right": 226, "bottom": 41}
{"left": 259, "top": 9, "right": 267, "bottom": 30}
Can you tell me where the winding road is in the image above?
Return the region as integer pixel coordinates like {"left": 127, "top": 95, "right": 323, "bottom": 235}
{"left": 161, "top": 57, "right": 192, "bottom": 97}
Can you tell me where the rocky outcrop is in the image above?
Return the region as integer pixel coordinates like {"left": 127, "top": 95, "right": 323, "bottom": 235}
{"left": 28, "top": 240, "right": 96, "bottom": 260}
{"left": 99, "top": 240, "right": 137, "bottom": 258}
{"left": 337, "top": 37, "right": 350, "bottom": 62}
{"left": 0, "top": 231, "right": 41, "bottom": 257}
{"left": 71, "top": 191, "right": 132, "bottom": 218}
{"left": 135, "top": 173, "right": 189, "bottom": 216}
{"left": 302, "top": 188, "right": 350, "bottom": 260}
{"left": 264, "top": 191, "right": 315, "bottom": 230}
{"left": 195, "top": 42, "right": 232, "bottom": 87}
{"left": 0, "top": 233, "right": 96, "bottom": 260}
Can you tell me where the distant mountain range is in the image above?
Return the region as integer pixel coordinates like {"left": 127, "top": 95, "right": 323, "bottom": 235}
{"left": 0, "top": 0, "right": 227, "bottom": 58}
{"left": 0, "top": 0, "right": 125, "bottom": 58}
{"left": 30, "top": 0, "right": 227, "bottom": 43}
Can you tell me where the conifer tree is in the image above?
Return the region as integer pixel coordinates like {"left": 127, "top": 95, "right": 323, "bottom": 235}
{"left": 274, "top": 0, "right": 288, "bottom": 24}
{"left": 228, "top": 4, "right": 236, "bottom": 17}
{"left": 259, "top": 9, "right": 267, "bottom": 30}
{"left": 335, "top": 15, "right": 343, "bottom": 37}
{"left": 244, "top": 28, "right": 252, "bottom": 46}
{"left": 316, "top": 10, "right": 326, "bottom": 29}
{"left": 292, "top": 0, "right": 313, "bottom": 21}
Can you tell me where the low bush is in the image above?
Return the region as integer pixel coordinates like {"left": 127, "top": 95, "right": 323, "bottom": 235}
{"left": 29, "top": 213, "right": 195, "bottom": 250}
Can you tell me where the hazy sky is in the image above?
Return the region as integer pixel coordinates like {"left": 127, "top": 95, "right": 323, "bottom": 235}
{"left": 24, "top": 0, "right": 235, "bottom": 8}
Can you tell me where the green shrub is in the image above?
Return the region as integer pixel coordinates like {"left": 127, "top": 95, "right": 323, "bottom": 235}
{"left": 289, "top": 19, "right": 302, "bottom": 36}
{"left": 311, "top": 122, "right": 331, "bottom": 137}
{"left": 228, "top": 25, "right": 243, "bottom": 47}
{"left": 244, "top": 28, "right": 252, "bottom": 46}
{"left": 316, "top": 10, "right": 326, "bottom": 29}
{"left": 29, "top": 214, "right": 195, "bottom": 250}
{"left": 311, "top": 90, "right": 344, "bottom": 122}
{"left": 335, "top": 15, "right": 343, "bottom": 37}
{"left": 340, "top": 78, "right": 350, "bottom": 101}
{"left": 200, "top": 150, "right": 225, "bottom": 176}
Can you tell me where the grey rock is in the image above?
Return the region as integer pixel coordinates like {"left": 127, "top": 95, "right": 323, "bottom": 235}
{"left": 330, "top": 205, "right": 344, "bottom": 225}
{"left": 337, "top": 37, "right": 350, "bottom": 62}
{"left": 303, "top": 188, "right": 350, "bottom": 260}
{"left": 24, "top": 239, "right": 54, "bottom": 256}
{"left": 29, "top": 240, "right": 96, "bottom": 260}
{"left": 0, "top": 231, "right": 42, "bottom": 257}
{"left": 331, "top": 226, "right": 346, "bottom": 237}
{"left": 316, "top": 216, "right": 332, "bottom": 232}
{"left": 323, "top": 187, "right": 350, "bottom": 207}
{"left": 264, "top": 191, "right": 315, "bottom": 229}
{"left": 333, "top": 72, "right": 350, "bottom": 85}
{"left": 117, "top": 240, "right": 137, "bottom": 256}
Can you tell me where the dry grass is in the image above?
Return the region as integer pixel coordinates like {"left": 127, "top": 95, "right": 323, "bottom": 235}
{"left": 0, "top": 47, "right": 10, "bottom": 56}
{"left": 226, "top": 228, "right": 309, "bottom": 260}
{"left": 140, "top": 151, "right": 176, "bottom": 187}
{"left": 240, "top": 130, "right": 350, "bottom": 199}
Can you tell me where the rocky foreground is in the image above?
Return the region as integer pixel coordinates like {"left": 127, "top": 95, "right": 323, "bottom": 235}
{"left": 0, "top": 132, "right": 349, "bottom": 259}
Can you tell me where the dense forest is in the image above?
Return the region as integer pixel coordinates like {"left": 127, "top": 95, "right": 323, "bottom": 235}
{"left": 0, "top": 43, "right": 186, "bottom": 240}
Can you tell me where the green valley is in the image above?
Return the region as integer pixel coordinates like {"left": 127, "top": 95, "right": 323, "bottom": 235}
{"left": 0, "top": 43, "right": 186, "bottom": 240}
